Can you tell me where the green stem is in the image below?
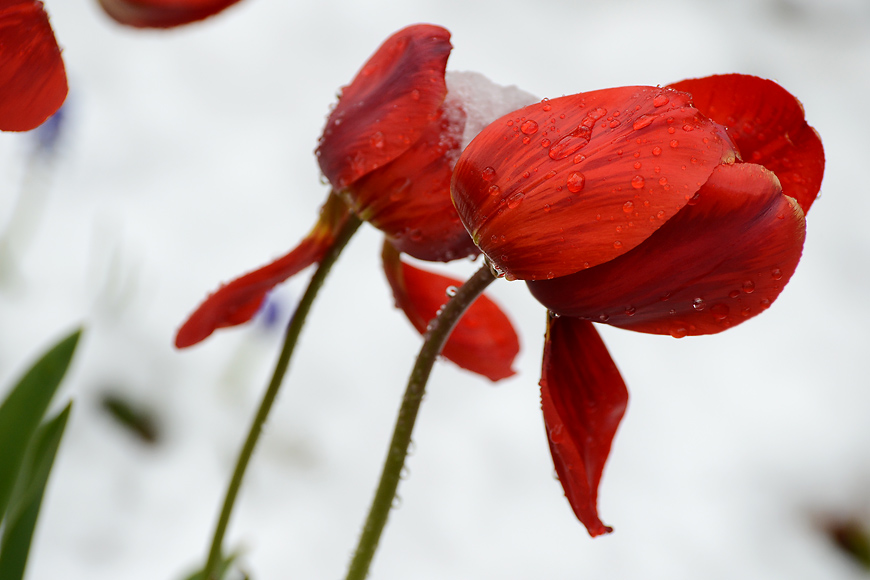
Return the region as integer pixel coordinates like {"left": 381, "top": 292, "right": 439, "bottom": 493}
{"left": 202, "top": 214, "right": 362, "bottom": 580}
{"left": 345, "top": 263, "right": 497, "bottom": 580}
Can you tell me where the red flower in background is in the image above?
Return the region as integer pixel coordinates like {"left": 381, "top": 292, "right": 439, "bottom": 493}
{"left": 0, "top": 0, "right": 67, "bottom": 132}
{"left": 452, "top": 74, "right": 824, "bottom": 535}
{"left": 176, "top": 24, "right": 518, "bottom": 381}
{"left": 97, "top": 0, "right": 244, "bottom": 28}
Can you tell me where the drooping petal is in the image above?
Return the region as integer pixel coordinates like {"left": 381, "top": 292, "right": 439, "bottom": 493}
{"left": 175, "top": 193, "right": 352, "bottom": 348}
{"left": 0, "top": 0, "right": 67, "bottom": 131}
{"left": 382, "top": 243, "right": 518, "bottom": 381}
{"left": 348, "top": 107, "right": 477, "bottom": 262}
{"left": 527, "top": 163, "right": 806, "bottom": 338}
{"left": 669, "top": 74, "right": 824, "bottom": 214}
{"left": 96, "top": 0, "right": 243, "bottom": 28}
{"left": 317, "top": 24, "right": 451, "bottom": 190}
{"left": 540, "top": 315, "right": 628, "bottom": 537}
{"left": 452, "top": 86, "right": 736, "bottom": 280}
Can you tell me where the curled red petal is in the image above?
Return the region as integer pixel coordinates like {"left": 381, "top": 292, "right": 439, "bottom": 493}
{"left": 540, "top": 315, "right": 628, "bottom": 537}
{"left": 528, "top": 163, "right": 806, "bottom": 337}
{"left": 317, "top": 24, "right": 451, "bottom": 190}
{"left": 96, "top": 0, "right": 243, "bottom": 28}
{"left": 0, "top": 0, "right": 67, "bottom": 131}
{"left": 382, "top": 243, "right": 518, "bottom": 381}
{"left": 669, "top": 74, "right": 824, "bottom": 214}
{"left": 348, "top": 107, "right": 477, "bottom": 262}
{"left": 452, "top": 86, "right": 736, "bottom": 280}
{"left": 175, "top": 194, "right": 352, "bottom": 348}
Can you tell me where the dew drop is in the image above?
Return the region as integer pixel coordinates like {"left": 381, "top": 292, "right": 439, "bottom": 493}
{"left": 507, "top": 192, "right": 525, "bottom": 208}
{"left": 728, "top": 289, "right": 740, "bottom": 299}
{"left": 631, "top": 175, "right": 645, "bottom": 189}
{"left": 547, "top": 271, "right": 555, "bottom": 279}
{"left": 634, "top": 161, "right": 642, "bottom": 170}
{"left": 623, "top": 201, "right": 635, "bottom": 213}
{"left": 669, "top": 325, "right": 688, "bottom": 339}
{"left": 669, "top": 139, "right": 679, "bottom": 148}
{"left": 410, "top": 89, "right": 421, "bottom": 101}
{"left": 488, "top": 185, "right": 500, "bottom": 196}
{"left": 711, "top": 303, "right": 730, "bottom": 321}
{"left": 521, "top": 120, "right": 539, "bottom": 135}
{"left": 370, "top": 131, "right": 385, "bottom": 149}
{"left": 624, "top": 306, "right": 636, "bottom": 316}
{"left": 613, "top": 240, "right": 623, "bottom": 249}
{"left": 445, "top": 286, "right": 458, "bottom": 297}
{"left": 771, "top": 268, "right": 783, "bottom": 280}
{"left": 653, "top": 94, "right": 670, "bottom": 107}
{"left": 633, "top": 114, "right": 655, "bottom": 130}
{"left": 742, "top": 280, "right": 756, "bottom": 294}
{"left": 652, "top": 146, "right": 662, "bottom": 156}
{"left": 541, "top": 138, "right": 551, "bottom": 147}
{"left": 481, "top": 166, "right": 496, "bottom": 181}
{"left": 548, "top": 126, "right": 592, "bottom": 160}
{"left": 567, "top": 172, "right": 586, "bottom": 193}
{"left": 692, "top": 297, "right": 706, "bottom": 311}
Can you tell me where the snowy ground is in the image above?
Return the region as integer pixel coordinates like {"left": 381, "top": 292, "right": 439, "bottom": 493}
{"left": 1, "top": 0, "right": 869, "bottom": 578}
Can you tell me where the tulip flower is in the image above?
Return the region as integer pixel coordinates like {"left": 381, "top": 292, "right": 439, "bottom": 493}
{"left": 451, "top": 75, "right": 824, "bottom": 535}
{"left": 0, "top": 0, "right": 67, "bottom": 132}
{"left": 97, "top": 0, "right": 244, "bottom": 28}
{"left": 176, "top": 24, "right": 520, "bottom": 381}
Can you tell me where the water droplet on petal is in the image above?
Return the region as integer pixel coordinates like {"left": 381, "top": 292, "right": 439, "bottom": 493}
{"left": 481, "top": 166, "right": 496, "bottom": 181}
{"left": 445, "top": 286, "right": 458, "bottom": 297}
{"left": 652, "top": 146, "right": 662, "bottom": 156}
{"left": 507, "top": 192, "right": 525, "bottom": 208}
{"left": 521, "top": 120, "right": 539, "bottom": 135}
{"left": 370, "top": 131, "right": 385, "bottom": 149}
{"left": 653, "top": 94, "right": 670, "bottom": 108}
{"left": 711, "top": 303, "right": 730, "bottom": 321}
{"left": 670, "top": 325, "right": 688, "bottom": 338}
{"left": 623, "top": 201, "right": 635, "bottom": 213}
{"left": 669, "top": 139, "right": 679, "bottom": 148}
{"left": 613, "top": 240, "right": 623, "bottom": 249}
{"left": 624, "top": 306, "right": 636, "bottom": 316}
{"left": 742, "top": 280, "right": 756, "bottom": 294}
{"left": 488, "top": 185, "right": 500, "bottom": 196}
{"left": 771, "top": 268, "right": 783, "bottom": 280}
{"left": 548, "top": 126, "right": 592, "bottom": 160}
{"left": 567, "top": 172, "right": 586, "bottom": 193}
{"left": 633, "top": 114, "right": 655, "bottom": 130}
{"left": 692, "top": 297, "right": 706, "bottom": 311}
{"left": 631, "top": 175, "right": 645, "bottom": 189}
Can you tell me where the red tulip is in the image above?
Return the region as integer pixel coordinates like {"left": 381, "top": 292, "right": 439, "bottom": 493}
{"left": 452, "top": 74, "right": 824, "bottom": 534}
{"left": 0, "top": 0, "right": 67, "bottom": 132}
{"left": 97, "top": 0, "right": 244, "bottom": 28}
{"left": 176, "top": 24, "right": 518, "bottom": 381}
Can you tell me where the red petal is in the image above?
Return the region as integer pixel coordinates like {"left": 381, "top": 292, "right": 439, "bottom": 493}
{"left": 528, "top": 163, "right": 806, "bottom": 337}
{"left": 317, "top": 24, "right": 451, "bottom": 189}
{"left": 96, "top": 0, "right": 243, "bottom": 28}
{"left": 452, "top": 86, "right": 736, "bottom": 280}
{"left": 382, "top": 243, "right": 518, "bottom": 381}
{"left": 540, "top": 315, "right": 628, "bottom": 537}
{"left": 175, "top": 194, "right": 352, "bottom": 348}
{"left": 0, "top": 0, "right": 67, "bottom": 131}
{"left": 348, "top": 107, "right": 477, "bottom": 262}
{"left": 669, "top": 74, "right": 824, "bottom": 214}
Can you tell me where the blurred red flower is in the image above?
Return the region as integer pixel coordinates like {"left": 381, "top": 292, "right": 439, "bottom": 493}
{"left": 452, "top": 74, "right": 824, "bottom": 534}
{"left": 0, "top": 0, "right": 67, "bottom": 131}
{"left": 97, "top": 0, "right": 244, "bottom": 28}
{"left": 176, "top": 24, "right": 518, "bottom": 381}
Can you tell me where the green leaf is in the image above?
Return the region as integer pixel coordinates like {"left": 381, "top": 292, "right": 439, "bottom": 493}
{"left": 0, "top": 403, "right": 72, "bottom": 580}
{"left": 0, "top": 328, "right": 81, "bottom": 520}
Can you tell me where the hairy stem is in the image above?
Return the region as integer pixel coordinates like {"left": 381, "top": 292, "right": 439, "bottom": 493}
{"left": 202, "top": 214, "right": 362, "bottom": 580}
{"left": 345, "top": 263, "right": 497, "bottom": 580}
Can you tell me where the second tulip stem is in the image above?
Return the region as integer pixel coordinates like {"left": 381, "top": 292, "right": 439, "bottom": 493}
{"left": 344, "top": 262, "right": 497, "bottom": 580}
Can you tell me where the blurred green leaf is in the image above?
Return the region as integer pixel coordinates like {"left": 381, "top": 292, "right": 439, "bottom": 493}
{"left": 0, "top": 328, "right": 81, "bottom": 520}
{"left": 100, "top": 391, "right": 160, "bottom": 444}
{"left": 0, "top": 403, "right": 72, "bottom": 580}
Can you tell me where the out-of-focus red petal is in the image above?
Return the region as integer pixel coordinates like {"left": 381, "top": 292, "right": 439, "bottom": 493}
{"left": 452, "top": 86, "right": 736, "bottom": 280}
{"left": 0, "top": 0, "right": 67, "bottom": 131}
{"left": 349, "top": 107, "right": 477, "bottom": 262}
{"left": 540, "top": 315, "right": 627, "bottom": 537}
{"left": 528, "top": 163, "right": 806, "bottom": 337}
{"left": 669, "top": 74, "right": 824, "bottom": 214}
{"left": 317, "top": 24, "right": 451, "bottom": 190}
{"left": 96, "top": 0, "right": 243, "bottom": 28}
{"left": 175, "top": 194, "right": 352, "bottom": 348}
{"left": 382, "top": 243, "right": 518, "bottom": 381}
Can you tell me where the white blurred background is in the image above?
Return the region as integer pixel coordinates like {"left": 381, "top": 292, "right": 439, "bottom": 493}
{"left": 1, "top": 0, "right": 868, "bottom": 578}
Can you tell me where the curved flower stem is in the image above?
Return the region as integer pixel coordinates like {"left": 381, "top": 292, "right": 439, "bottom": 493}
{"left": 202, "top": 214, "right": 362, "bottom": 580}
{"left": 345, "top": 263, "right": 497, "bottom": 580}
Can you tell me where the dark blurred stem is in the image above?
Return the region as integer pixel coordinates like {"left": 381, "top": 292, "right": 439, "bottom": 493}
{"left": 345, "top": 263, "right": 497, "bottom": 580}
{"left": 202, "top": 214, "right": 362, "bottom": 580}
